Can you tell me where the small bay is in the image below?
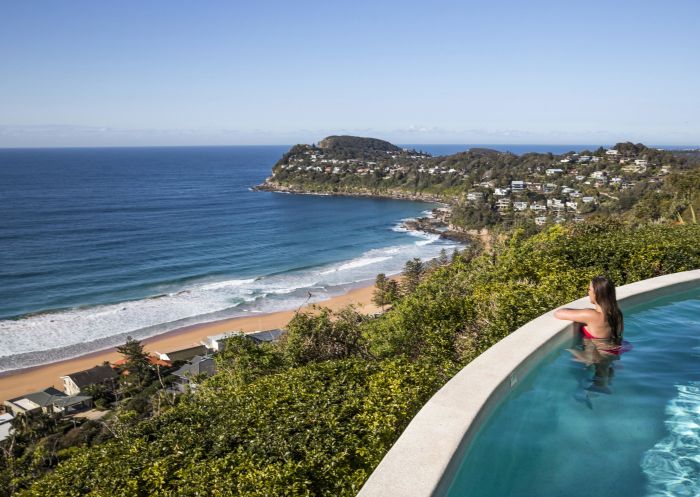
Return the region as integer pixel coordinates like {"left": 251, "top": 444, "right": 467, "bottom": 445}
{"left": 0, "top": 145, "right": 458, "bottom": 371}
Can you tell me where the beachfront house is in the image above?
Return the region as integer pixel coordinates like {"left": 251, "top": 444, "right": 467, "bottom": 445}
{"left": 0, "top": 413, "right": 14, "bottom": 442}
{"left": 203, "top": 329, "right": 285, "bottom": 352}
{"left": 61, "top": 364, "right": 118, "bottom": 396}
{"left": 246, "top": 329, "right": 285, "bottom": 344}
{"left": 202, "top": 333, "right": 231, "bottom": 352}
{"left": 172, "top": 355, "right": 217, "bottom": 392}
{"left": 4, "top": 387, "right": 92, "bottom": 417}
{"left": 155, "top": 344, "right": 208, "bottom": 364}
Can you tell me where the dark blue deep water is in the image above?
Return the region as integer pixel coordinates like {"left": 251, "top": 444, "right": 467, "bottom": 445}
{"left": 0, "top": 146, "right": 460, "bottom": 371}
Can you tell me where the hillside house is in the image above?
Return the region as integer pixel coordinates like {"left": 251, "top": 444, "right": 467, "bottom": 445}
{"left": 511, "top": 181, "right": 525, "bottom": 191}
{"left": 173, "top": 355, "right": 217, "bottom": 392}
{"left": 496, "top": 198, "right": 512, "bottom": 211}
{"left": 467, "top": 192, "right": 485, "bottom": 202}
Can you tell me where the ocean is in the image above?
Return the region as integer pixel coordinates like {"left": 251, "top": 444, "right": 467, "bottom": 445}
{"left": 0, "top": 145, "right": 461, "bottom": 372}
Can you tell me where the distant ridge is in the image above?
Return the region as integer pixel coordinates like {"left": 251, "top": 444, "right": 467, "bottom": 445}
{"left": 318, "top": 135, "right": 401, "bottom": 154}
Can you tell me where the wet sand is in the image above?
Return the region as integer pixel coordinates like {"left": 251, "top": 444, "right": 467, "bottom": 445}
{"left": 0, "top": 283, "right": 382, "bottom": 403}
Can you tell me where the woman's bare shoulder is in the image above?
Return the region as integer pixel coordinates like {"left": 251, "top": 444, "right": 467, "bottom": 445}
{"left": 554, "top": 307, "right": 598, "bottom": 323}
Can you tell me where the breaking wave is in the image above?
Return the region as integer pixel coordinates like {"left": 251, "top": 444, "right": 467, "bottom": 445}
{"left": 0, "top": 233, "right": 462, "bottom": 372}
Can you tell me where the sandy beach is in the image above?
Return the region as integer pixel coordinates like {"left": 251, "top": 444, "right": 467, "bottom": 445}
{"left": 0, "top": 283, "right": 382, "bottom": 403}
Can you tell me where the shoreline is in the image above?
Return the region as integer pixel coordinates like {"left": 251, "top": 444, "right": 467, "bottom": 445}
{"left": 253, "top": 181, "right": 453, "bottom": 205}
{"left": 0, "top": 283, "right": 382, "bottom": 403}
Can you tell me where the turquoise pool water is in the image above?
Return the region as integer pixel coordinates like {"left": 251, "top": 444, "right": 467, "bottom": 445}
{"left": 444, "top": 288, "right": 700, "bottom": 497}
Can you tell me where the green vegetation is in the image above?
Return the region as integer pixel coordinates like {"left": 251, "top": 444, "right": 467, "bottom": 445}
{"left": 5, "top": 220, "right": 700, "bottom": 496}
{"left": 264, "top": 137, "right": 700, "bottom": 230}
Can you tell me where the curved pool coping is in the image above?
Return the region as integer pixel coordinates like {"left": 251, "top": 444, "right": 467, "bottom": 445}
{"left": 357, "top": 269, "right": 700, "bottom": 497}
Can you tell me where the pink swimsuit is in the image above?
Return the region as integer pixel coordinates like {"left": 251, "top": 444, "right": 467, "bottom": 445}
{"left": 581, "top": 325, "right": 621, "bottom": 355}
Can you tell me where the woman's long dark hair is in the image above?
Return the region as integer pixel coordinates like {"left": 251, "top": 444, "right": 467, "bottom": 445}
{"left": 591, "top": 275, "right": 624, "bottom": 344}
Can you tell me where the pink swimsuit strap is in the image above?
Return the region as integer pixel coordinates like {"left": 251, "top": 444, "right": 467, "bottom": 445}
{"left": 581, "top": 325, "right": 601, "bottom": 339}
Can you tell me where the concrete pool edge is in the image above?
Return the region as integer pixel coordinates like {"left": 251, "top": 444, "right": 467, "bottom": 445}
{"left": 356, "top": 270, "right": 700, "bottom": 497}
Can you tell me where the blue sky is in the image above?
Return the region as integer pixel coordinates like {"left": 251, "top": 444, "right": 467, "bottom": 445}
{"left": 1, "top": 0, "right": 698, "bottom": 147}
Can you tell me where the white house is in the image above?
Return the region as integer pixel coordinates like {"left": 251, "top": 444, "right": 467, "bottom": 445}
{"left": 513, "top": 201, "right": 528, "bottom": 211}
{"left": 511, "top": 180, "right": 525, "bottom": 191}
{"left": 496, "top": 198, "right": 512, "bottom": 210}
{"left": 582, "top": 196, "right": 596, "bottom": 204}
{"left": 0, "top": 413, "right": 14, "bottom": 442}
{"left": 535, "top": 216, "right": 547, "bottom": 226}
{"left": 546, "top": 168, "right": 564, "bottom": 176}
{"left": 466, "top": 192, "right": 485, "bottom": 202}
{"left": 494, "top": 188, "right": 510, "bottom": 196}
{"left": 547, "top": 199, "right": 565, "bottom": 210}
{"left": 605, "top": 149, "right": 619, "bottom": 156}
{"left": 530, "top": 203, "right": 547, "bottom": 212}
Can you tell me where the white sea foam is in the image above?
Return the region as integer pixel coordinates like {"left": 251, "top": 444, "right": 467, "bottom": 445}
{"left": 641, "top": 381, "right": 700, "bottom": 496}
{"left": 0, "top": 235, "right": 463, "bottom": 372}
{"left": 198, "top": 278, "right": 257, "bottom": 291}
{"left": 321, "top": 256, "right": 392, "bottom": 274}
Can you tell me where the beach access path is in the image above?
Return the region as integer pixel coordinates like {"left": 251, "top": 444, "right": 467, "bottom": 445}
{"left": 0, "top": 283, "right": 383, "bottom": 403}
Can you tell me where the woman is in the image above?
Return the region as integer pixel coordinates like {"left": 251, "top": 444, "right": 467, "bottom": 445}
{"left": 554, "top": 275, "right": 624, "bottom": 362}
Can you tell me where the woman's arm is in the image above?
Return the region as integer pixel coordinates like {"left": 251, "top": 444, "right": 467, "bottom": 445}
{"left": 554, "top": 307, "right": 597, "bottom": 323}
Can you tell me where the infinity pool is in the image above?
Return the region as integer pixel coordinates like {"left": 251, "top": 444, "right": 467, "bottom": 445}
{"left": 444, "top": 287, "right": 700, "bottom": 497}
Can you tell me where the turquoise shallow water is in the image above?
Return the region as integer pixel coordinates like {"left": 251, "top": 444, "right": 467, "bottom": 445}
{"left": 445, "top": 287, "right": 700, "bottom": 497}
